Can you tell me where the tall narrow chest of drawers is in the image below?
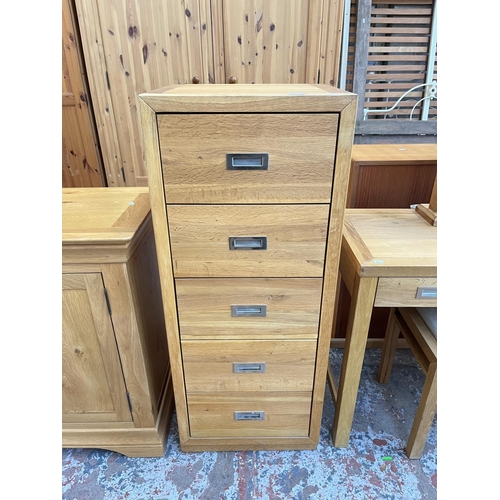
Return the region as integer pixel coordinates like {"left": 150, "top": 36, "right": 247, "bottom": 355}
{"left": 139, "top": 84, "right": 357, "bottom": 451}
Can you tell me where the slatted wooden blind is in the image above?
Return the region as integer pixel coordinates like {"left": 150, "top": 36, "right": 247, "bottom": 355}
{"left": 344, "top": 0, "right": 437, "bottom": 139}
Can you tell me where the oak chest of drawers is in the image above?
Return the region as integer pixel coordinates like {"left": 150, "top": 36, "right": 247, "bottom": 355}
{"left": 138, "top": 84, "right": 357, "bottom": 451}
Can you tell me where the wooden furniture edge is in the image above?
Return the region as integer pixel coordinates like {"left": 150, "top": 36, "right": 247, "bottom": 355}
{"left": 139, "top": 97, "right": 191, "bottom": 443}
{"left": 179, "top": 436, "right": 319, "bottom": 452}
{"left": 138, "top": 86, "right": 357, "bottom": 114}
{"left": 309, "top": 96, "right": 357, "bottom": 443}
{"left": 62, "top": 370, "right": 174, "bottom": 457}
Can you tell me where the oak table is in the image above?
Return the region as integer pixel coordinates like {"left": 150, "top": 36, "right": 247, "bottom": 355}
{"left": 329, "top": 208, "right": 437, "bottom": 447}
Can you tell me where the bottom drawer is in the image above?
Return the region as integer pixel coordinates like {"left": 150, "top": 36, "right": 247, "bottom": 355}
{"left": 187, "top": 392, "right": 312, "bottom": 438}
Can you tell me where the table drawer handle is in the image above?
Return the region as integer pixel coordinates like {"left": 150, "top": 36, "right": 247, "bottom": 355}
{"left": 415, "top": 287, "right": 437, "bottom": 299}
{"left": 234, "top": 411, "right": 265, "bottom": 421}
{"left": 231, "top": 305, "right": 267, "bottom": 317}
{"left": 233, "top": 362, "right": 266, "bottom": 373}
{"left": 226, "top": 153, "right": 269, "bottom": 170}
{"left": 229, "top": 236, "right": 267, "bottom": 250}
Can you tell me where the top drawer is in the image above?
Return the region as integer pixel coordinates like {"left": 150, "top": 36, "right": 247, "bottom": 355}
{"left": 158, "top": 113, "right": 339, "bottom": 204}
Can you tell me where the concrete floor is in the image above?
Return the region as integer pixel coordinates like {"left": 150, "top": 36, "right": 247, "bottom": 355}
{"left": 62, "top": 347, "right": 437, "bottom": 499}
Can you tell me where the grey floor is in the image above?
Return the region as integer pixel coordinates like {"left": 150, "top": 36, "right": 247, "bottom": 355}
{"left": 62, "top": 347, "right": 437, "bottom": 499}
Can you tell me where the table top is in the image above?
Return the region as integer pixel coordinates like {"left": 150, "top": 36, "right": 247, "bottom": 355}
{"left": 62, "top": 188, "right": 150, "bottom": 246}
{"left": 343, "top": 209, "right": 437, "bottom": 278}
{"left": 351, "top": 144, "right": 437, "bottom": 164}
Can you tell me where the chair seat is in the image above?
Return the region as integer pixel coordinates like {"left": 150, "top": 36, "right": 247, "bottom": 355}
{"left": 417, "top": 307, "right": 437, "bottom": 338}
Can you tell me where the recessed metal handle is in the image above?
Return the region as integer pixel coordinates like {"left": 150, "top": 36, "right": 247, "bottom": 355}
{"left": 229, "top": 236, "right": 267, "bottom": 250}
{"left": 231, "top": 305, "right": 267, "bottom": 317}
{"left": 234, "top": 411, "right": 264, "bottom": 421}
{"left": 415, "top": 287, "right": 437, "bottom": 299}
{"left": 233, "top": 362, "right": 266, "bottom": 373}
{"left": 226, "top": 153, "right": 269, "bottom": 170}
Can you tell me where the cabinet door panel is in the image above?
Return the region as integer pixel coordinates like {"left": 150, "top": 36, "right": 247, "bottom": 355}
{"left": 62, "top": 273, "right": 132, "bottom": 423}
{"left": 221, "top": 0, "right": 322, "bottom": 84}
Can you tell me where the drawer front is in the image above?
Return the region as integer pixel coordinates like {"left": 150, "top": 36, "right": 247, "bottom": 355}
{"left": 158, "top": 113, "right": 338, "bottom": 204}
{"left": 187, "top": 392, "right": 312, "bottom": 438}
{"left": 182, "top": 340, "right": 317, "bottom": 392}
{"left": 176, "top": 278, "right": 323, "bottom": 340}
{"left": 375, "top": 277, "right": 437, "bottom": 307}
{"left": 167, "top": 205, "right": 329, "bottom": 277}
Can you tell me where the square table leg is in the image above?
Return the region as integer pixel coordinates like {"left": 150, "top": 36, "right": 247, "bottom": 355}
{"left": 331, "top": 275, "right": 378, "bottom": 447}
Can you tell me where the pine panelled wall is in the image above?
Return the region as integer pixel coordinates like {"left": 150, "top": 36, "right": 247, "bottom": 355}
{"left": 71, "top": 0, "right": 344, "bottom": 187}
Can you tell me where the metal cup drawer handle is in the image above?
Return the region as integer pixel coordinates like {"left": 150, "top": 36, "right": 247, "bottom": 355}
{"left": 233, "top": 362, "right": 266, "bottom": 373}
{"left": 226, "top": 153, "right": 269, "bottom": 170}
{"left": 231, "top": 305, "right": 267, "bottom": 317}
{"left": 234, "top": 411, "right": 265, "bottom": 421}
{"left": 415, "top": 287, "right": 437, "bottom": 299}
{"left": 229, "top": 236, "right": 267, "bottom": 250}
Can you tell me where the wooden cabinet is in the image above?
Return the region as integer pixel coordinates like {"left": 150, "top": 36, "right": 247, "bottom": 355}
{"left": 346, "top": 144, "right": 437, "bottom": 208}
{"left": 62, "top": 188, "right": 174, "bottom": 457}
{"left": 138, "top": 84, "right": 357, "bottom": 451}
{"left": 73, "top": 0, "right": 344, "bottom": 187}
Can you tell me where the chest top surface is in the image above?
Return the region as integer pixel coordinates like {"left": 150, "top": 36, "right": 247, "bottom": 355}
{"left": 139, "top": 84, "right": 357, "bottom": 114}
{"left": 62, "top": 187, "right": 150, "bottom": 246}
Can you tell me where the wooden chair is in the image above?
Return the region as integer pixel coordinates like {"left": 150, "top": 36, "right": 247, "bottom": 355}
{"left": 377, "top": 307, "right": 437, "bottom": 459}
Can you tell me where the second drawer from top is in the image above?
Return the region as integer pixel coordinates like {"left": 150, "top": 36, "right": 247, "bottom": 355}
{"left": 167, "top": 204, "right": 330, "bottom": 278}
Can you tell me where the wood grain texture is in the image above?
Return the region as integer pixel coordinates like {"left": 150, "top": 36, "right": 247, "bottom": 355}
{"left": 167, "top": 204, "right": 329, "bottom": 277}
{"left": 176, "top": 278, "right": 322, "bottom": 339}
{"left": 139, "top": 100, "right": 191, "bottom": 445}
{"left": 221, "top": 0, "right": 321, "bottom": 84}
{"left": 187, "top": 392, "right": 312, "bottom": 438}
{"left": 74, "top": 0, "right": 215, "bottom": 186}
{"left": 62, "top": 0, "right": 104, "bottom": 187}
{"left": 332, "top": 274, "right": 378, "bottom": 446}
{"left": 350, "top": 143, "right": 437, "bottom": 164}
{"left": 309, "top": 95, "right": 357, "bottom": 442}
{"left": 100, "top": 263, "right": 155, "bottom": 429}
{"left": 318, "top": 0, "right": 344, "bottom": 86}
{"left": 375, "top": 277, "right": 437, "bottom": 307}
{"left": 62, "top": 187, "right": 175, "bottom": 456}
{"left": 73, "top": 0, "right": 123, "bottom": 186}
{"left": 138, "top": 84, "right": 357, "bottom": 450}
{"left": 62, "top": 273, "right": 131, "bottom": 423}
{"left": 126, "top": 228, "right": 170, "bottom": 412}
{"left": 62, "top": 188, "right": 149, "bottom": 244}
{"left": 158, "top": 113, "right": 338, "bottom": 203}
{"left": 140, "top": 83, "right": 356, "bottom": 113}
{"left": 62, "top": 188, "right": 151, "bottom": 264}
{"left": 347, "top": 144, "right": 437, "bottom": 209}
{"left": 342, "top": 209, "right": 437, "bottom": 277}
{"left": 182, "top": 339, "right": 317, "bottom": 392}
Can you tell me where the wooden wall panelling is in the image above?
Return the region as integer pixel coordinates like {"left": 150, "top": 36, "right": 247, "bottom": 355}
{"left": 62, "top": 0, "right": 105, "bottom": 187}
{"left": 220, "top": 0, "right": 326, "bottom": 84}
{"left": 74, "top": 0, "right": 215, "bottom": 187}
{"left": 318, "top": 0, "right": 344, "bottom": 86}
{"left": 74, "top": 0, "right": 124, "bottom": 186}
